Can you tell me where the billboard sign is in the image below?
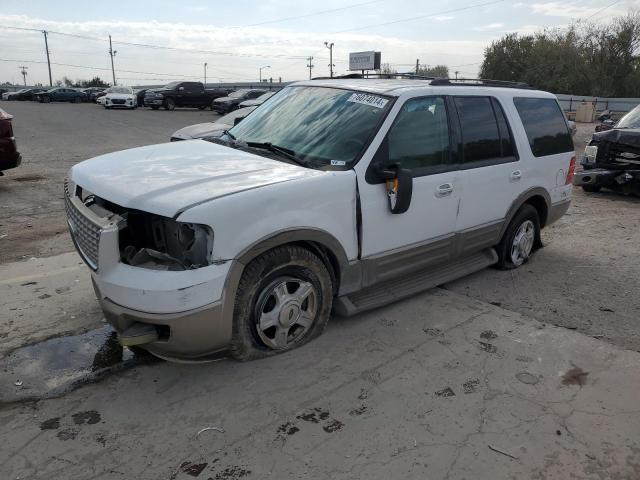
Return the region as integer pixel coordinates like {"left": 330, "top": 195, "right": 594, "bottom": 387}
{"left": 349, "top": 51, "right": 381, "bottom": 71}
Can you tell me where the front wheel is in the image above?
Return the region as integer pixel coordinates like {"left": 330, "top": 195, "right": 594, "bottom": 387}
{"left": 151, "top": 106, "right": 159, "bottom": 110}
{"left": 496, "top": 204, "right": 540, "bottom": 270}
{"left": 198, "top": 105, "right": 206, "bottom": 110}
{"left": 74, "top": 97, "right": 81, "bottom": 103}
{"left": 230, "top": 246, "right": 333, "bottom": 361}
{"left": 164, "top": 98, "right": 176, "bottom": 110}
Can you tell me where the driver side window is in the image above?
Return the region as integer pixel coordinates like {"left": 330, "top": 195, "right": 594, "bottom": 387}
{"left": 388, "top": 96, "right": 451, "bottom": 171}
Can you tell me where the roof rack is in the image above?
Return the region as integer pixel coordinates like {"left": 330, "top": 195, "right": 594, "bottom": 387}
{"left": 310, "top": 72, "right": 534, "bottom": 89}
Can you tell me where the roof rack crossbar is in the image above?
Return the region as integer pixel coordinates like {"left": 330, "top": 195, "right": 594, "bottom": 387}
{"left": 310, "top": 73, "right": 533, "bottom": 89}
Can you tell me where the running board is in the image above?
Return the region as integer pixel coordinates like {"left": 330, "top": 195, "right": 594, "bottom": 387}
{"left": 334, "top": 248, "right": 498, "bottom": 316}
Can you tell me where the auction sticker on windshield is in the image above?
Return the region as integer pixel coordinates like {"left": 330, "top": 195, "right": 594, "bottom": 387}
{"left": 347, "top": 93, "right": 388, "bottom": 109}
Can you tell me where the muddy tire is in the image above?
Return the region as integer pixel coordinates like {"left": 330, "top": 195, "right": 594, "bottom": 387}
{"left": 496, "top": 204, "right": 541, "bottom": 270}
{"left": 230, "top": 245, "right": 333, "bottom": 361}
{"left": 582, "top": 185, "right": 601, "bottom": 193}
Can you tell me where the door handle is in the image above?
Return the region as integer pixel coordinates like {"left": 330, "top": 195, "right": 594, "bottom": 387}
{"left": 436, "top": 183, "right": 454, "bottom": 197}
{"left": 510, "top": 170, "right": 522, "bottom": 181}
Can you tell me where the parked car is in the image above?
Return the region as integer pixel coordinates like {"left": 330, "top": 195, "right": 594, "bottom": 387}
{"left": 2, "top": 89, "right": 23, "bottom": 100}
{"left": 103, "top": 86, "right": 137, "bottom": 109}
{"left": 574, "top": 104, "right": 640, "bottom": 195}
{"left": 135, "top": 89, "right": 148, "bottom": 107}
{"left": 65, "top": 78, "right": 574, "bottom": 361}
{"left": 238, "top": 91, "right": 276, "bottom": 108}
{"left": 143, "top": 82, "right": 229, "bottom": 110}
{"left": 34, "top": 87, "right": 87, "bottom": 103}
{"left": 170, "top": 106, "right": 257, "bottom": 141}
{"left": 0, "top": 108, "right": 20, "bottom": 174}
{"left": 82, "top": 87, "right": 106, "bottom": 102}
{"left": 10, "top": 88, "right": 46, "bottom": 101}
{"left": 0, "top": 89, "right": 8, "bottom": 97}
{"left": 212, "top": 89, "right": 266, "bottom": 114}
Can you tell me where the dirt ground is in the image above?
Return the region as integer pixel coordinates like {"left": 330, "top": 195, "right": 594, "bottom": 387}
{"left": 1, "top": 102, "right": 638, "bottom": 354}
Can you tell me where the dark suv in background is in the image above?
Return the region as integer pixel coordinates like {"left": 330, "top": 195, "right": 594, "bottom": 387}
{"left": 212, "top": 89, "right": 266, "bottom": 114}
{"left": 144, "top": 82, "right": 229, "bottom": 110}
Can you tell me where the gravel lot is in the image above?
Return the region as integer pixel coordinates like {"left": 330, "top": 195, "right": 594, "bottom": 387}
{"left": 1, "top": 100, "right": 639, "bottom": 356}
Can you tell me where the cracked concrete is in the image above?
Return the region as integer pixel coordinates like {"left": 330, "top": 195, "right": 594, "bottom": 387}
{"left": 2, "top": 288, "right": 639, "bottom": 479}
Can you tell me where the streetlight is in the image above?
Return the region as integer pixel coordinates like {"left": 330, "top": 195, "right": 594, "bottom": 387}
{"left": 324, "top": 42, "right": 334, "bottom": 78}
{"left": 259, "top": 65, "right": 270, "bottom": 82}
{"left": 204, "top": 62, "right": 208, "bottom": 86}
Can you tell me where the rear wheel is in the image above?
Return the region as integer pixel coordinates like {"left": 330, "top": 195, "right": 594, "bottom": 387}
{"left": 230, "top": 245, "right": 332, "bottom": 361}
{"left": 198, "top": 105, "right": 206, "bottom": 110}
{"left": 42, "top": 96, "right": 50, "bottom": 103}
{"left": 496, "top": 204, "right": 540, "bottom": 270}
{"left": 74, "top": 96, "right": 81, "bottom": 103}
{"left": 582, "top": 185, "right": 601, "bottom": 193}
{"left": 151, "top": 106, "right": 159, "bottom": 110}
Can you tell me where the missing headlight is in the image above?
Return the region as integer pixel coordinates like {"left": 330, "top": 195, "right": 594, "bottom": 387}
{"left": 119, "top": 211, "right": 213, "bottom": 270}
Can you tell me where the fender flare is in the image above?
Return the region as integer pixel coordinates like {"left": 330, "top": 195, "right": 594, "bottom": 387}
{"left": 499, "top": 187, "right": 551, "bottom": 239}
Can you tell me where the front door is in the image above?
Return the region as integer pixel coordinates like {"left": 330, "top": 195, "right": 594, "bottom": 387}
{"left": 357, "top": 95, "right": 460, "bottom": 285}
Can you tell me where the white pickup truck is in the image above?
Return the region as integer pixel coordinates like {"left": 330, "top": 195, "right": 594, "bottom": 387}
{"left": 65, "top": 77, "right": 574, "bottom": 361}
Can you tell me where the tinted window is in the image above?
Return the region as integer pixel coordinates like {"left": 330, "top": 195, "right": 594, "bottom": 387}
{"left": 387, "top": 96, "right": 450, "bottom": 170}
{"left": 454, "top": 96, "right": 502, "bottom": 163}
{"left": 492, "top": 98, "right": 516, "bottom": 158}
{"left": 513, "top": 97, "right": 573, "bottom": 157}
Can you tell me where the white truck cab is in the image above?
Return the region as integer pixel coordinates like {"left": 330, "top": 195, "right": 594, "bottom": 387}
{"left": 65, "top": 77, "right": 575, "bottom": 361}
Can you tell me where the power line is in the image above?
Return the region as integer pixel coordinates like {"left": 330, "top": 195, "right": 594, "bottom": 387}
{"left": 582, "top": 0, "right": 623, "bottom": 21}
{"left": 332, "top": 0, "right": 506, "bottom": 34}
{"left": 242, "top": 0, "right": 383, "bottom": 27}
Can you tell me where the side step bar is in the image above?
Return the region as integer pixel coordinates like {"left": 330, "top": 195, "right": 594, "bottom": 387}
{"left": 334, "top": 248, "right": 498, "bottom": 316}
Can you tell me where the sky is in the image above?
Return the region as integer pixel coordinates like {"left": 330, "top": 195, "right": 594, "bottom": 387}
{"left": 0, "top": 0, "right": 635, "bottom": 87}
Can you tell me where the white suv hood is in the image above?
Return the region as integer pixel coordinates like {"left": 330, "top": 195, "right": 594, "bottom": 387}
{"left": 71, "top": 140, "right": 324, "bottom": 218}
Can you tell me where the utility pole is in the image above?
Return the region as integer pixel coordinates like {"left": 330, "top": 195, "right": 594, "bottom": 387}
{"left": 42, "top": 30, "right": 52, "bottom": 87}
{"left": 324, "top": 42, "right": 334, "bottom": 78}
{"left": 306, "top": 56, "right": 314, "bottom": 80}
{"left": 108, "top": 35, "right": 117, "bottom": 86}
{"left": 259, "top": 65, "right": 270, "bottom": 82}
{"left": 19, "top": 66, "right": 28, "bottom": 86}
{"left": 415, "top": 59, "right": 419, "bottom": 75}
{"left": 204, "top": 62, "right": 208, "bottom": 86}
{"left": 455, "top": 71, "right": 459, "bottom": 80}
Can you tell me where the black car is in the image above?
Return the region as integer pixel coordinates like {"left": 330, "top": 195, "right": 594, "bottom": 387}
{"left": 34, "top": 88, "right": 88, "bottom": 103}
{"left": 143, "top": 82, "right": 229, "bottom": 110}
{"left": 212, "top": 89, "right": 266, "bottom": 114}
{"left": 82, "top": 87, "right": 106, "bottom": 102}
{"left": 10, "top": 88, "right": 46, "bottom": 101}
{"left": 573, "top": 104, "right": 640, "bottom": 195}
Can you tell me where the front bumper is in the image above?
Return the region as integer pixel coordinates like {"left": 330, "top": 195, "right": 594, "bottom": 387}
{"left": 145, "top": 98, "right": 163, "bottom": 106}
{"left": 573, "top": 168, "right": 640, "bottom": 190}
{"left": 95, "top": 286, "right": 229, "bottom": 360}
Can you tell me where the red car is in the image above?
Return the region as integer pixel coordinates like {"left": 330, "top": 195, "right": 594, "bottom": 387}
{"left": 0, "top": 108, "right": 20, "bottom": 174}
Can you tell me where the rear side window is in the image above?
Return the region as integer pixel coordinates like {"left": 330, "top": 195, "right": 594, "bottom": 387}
{"left": 454, "top": 96, "right": 516, "bottom": 164}
{"left": 513, "top": 97, "right": 573, "bottom": 157}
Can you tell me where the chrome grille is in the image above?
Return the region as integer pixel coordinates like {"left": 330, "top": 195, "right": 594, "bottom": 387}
{"left": 64, "top": 182, "right": 101, "bottom": 270}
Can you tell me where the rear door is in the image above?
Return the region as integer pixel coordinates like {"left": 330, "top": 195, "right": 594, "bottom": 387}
{"left": 452, "top": 95, "right": 522, "bottom": 256}
{"left": 358, "top": 95, "right": 461, "bottom": 285}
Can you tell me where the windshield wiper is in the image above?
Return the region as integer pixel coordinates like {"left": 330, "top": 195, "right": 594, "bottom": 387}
{"left": 223, "top": 130, "right": 236, "bottom": 140}
{"left": 245, "top": 142, "right": 307, "bottom": 167}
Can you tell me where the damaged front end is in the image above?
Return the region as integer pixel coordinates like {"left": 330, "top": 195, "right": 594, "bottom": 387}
{"left": 574, "top": 128, "right": 640, "bottom": 195}
{"left": 66, "top": 180, "right": 215, "bottom": 272}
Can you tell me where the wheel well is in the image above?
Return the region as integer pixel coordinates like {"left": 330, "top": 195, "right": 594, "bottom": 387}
{"left": 523, "top": 195, "right": 548, "bottom": 228}
{"left": 292, "top": 241, "right": 340, "bottom": 295}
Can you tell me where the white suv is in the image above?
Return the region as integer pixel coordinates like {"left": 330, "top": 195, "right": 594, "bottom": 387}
{"left": 65, "top": 78, "right": 575, "bottom": 361}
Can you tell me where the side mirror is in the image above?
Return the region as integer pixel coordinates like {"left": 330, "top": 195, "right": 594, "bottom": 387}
{"left": 377, "top": 164, "right": 413, "bottom": 214}
{"left": 234, "top": 116, "right": 244, "bottom": 125}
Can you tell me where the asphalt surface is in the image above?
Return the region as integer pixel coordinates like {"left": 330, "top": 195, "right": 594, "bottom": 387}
{"left": 1, "top": 101, "right": 640, "bottom": 479}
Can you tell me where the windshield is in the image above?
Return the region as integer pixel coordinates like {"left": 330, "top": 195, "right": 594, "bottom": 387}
{"left": 229, "top": 86, "right": 392, "bottom": 166}
{"left": 107, "top": 87, "right": 133, "bottom": 94}
{"left": 616, "top": 105, "right": 640, "bottom": 129}
{"left": 229, "top": 89, "right": 250, "bottom": 98}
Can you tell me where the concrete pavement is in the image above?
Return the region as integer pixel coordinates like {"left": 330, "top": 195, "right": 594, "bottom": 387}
{"left": 1, "top": 284, "right": 639, "bottom": 479}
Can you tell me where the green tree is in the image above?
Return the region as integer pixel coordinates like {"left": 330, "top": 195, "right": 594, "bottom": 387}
{"left": 417, "top": 65, "right": 449, "bottom": 78}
